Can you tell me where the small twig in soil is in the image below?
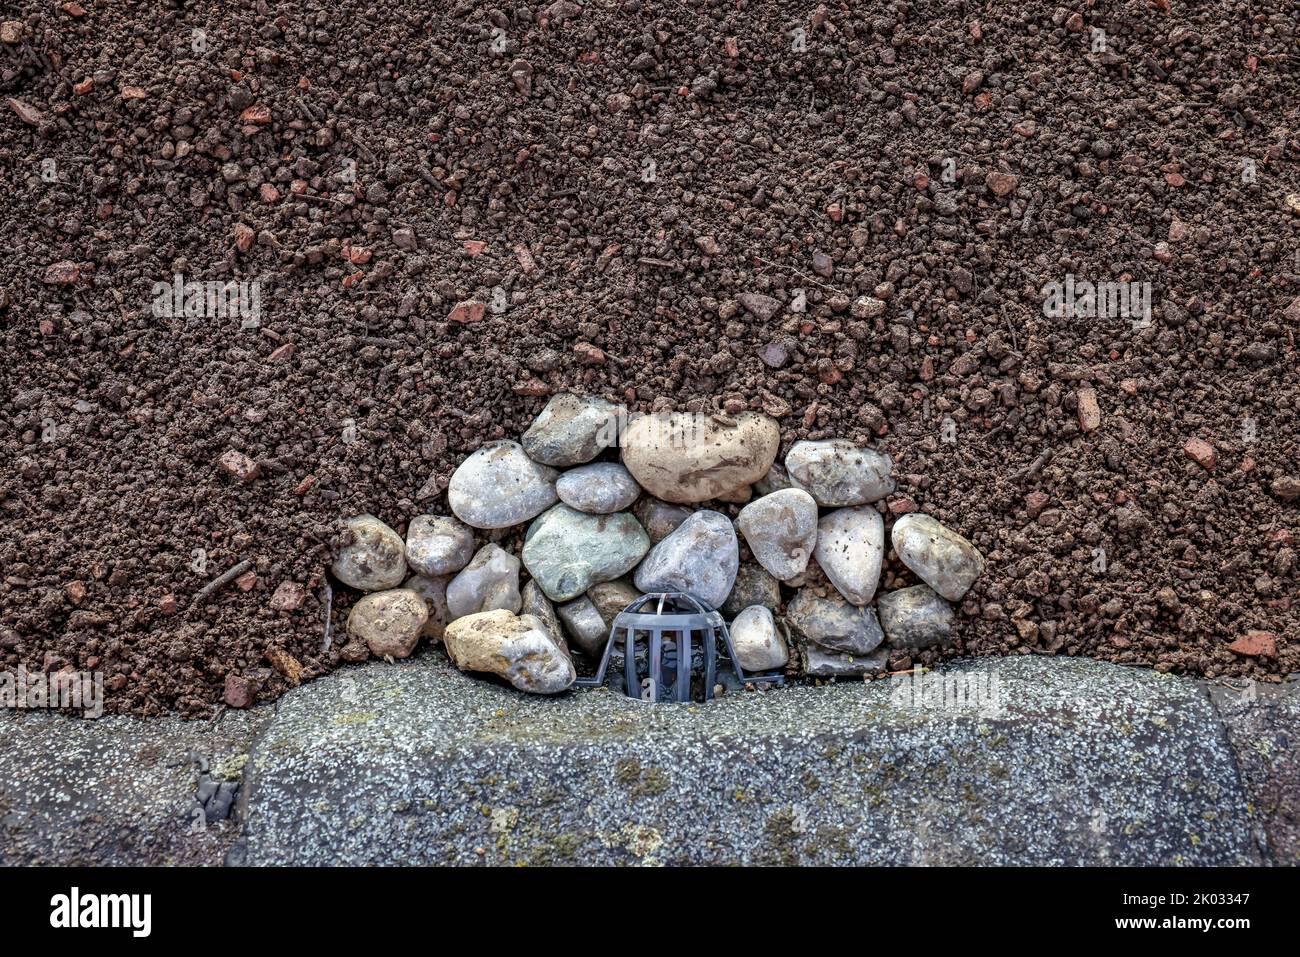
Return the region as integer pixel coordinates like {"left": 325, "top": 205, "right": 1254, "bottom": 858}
{"left": 1018, "top": 448, "right": 1054, "bottom": 480}
{"left": 320, "top": 578, "right": 334, "bottom": 654}
{"left": 296, "top": 192, "right": 348, "bottom": 206}
{"left": 1002, "top": 305, "right": 1019, "bottom": 352}
{"left": 192, "top": 559, "right": 253, "bottom": 606}
{"left": 751, "top": 256, "right": 841, "bottom": 295}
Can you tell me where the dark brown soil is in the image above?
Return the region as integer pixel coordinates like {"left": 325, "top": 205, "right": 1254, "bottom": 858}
{"left": 2, "top": 0, "right": 1297, "bottom": 716}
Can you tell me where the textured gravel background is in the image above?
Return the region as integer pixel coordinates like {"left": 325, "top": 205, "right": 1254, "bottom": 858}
{"left": 1, "top": 1, "right": 1297, "bottom": 715}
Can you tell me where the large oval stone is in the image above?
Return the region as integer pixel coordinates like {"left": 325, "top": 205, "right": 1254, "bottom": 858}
{"left": 633, "top": 509, "right": 738, "bottom": 609}
{"left": 555, "top": 462, "right": 641, "bottom": 514}
{"left": 443, "top": 609, "right": 575, "bottom": 694}
{"left": 448, "top": 440, "right": 558, "bottom": 529}
{"left": 446, "top": 543, "right": 522, "bottom": 619}
{"left": 890, "top": 513, "right": 985, "bottom": 600}
{"left": 521, "top": 393, "right": 623, "bottom": 467}
{"left": 622, "top": 411, "right": 780, "bottom": 504}
{"left": 729, "top": 605, "right": 789, "bottom": 672}
{"left": 878, "top": 585, "right": 954, "bottom": 649}
{"left": 404, "top": 514, "right": 474, "bottom": 577}
{"left": 735, "top": 488, "right": 819, "bottom": 581}
{"left": 813, "top": 506, "right": 884, "bottom": 606}
{"left": 785, "top": 439, "right": 894, "bottom": 506}
{"left": 332, "top": 515, "right": 408, "bottom": 592}
{"left": 785, "top": 589, "right": 884, "bottom": 656}
{"left": 521, "top": 504, "right": 650, "bottom": 602}
{"left": 556, "top": 595, "right": 608, "bottom": 657}
{"left": 346, "top": 588, "right": 427, "bottom": 659}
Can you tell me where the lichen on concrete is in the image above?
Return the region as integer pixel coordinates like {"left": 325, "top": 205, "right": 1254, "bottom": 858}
{"left": 229, "top": 653, "right": 1266, "bottom": 866}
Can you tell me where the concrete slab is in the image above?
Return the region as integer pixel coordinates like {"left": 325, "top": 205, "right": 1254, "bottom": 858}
{"left": 231, "top": 654, "right": 1263, "bottom": 865}
{"left": 0, "top": 708, "right": 267, "bottom": 866}
{"left": 1210, "top": 678, "right": 1300, "bottom": 865}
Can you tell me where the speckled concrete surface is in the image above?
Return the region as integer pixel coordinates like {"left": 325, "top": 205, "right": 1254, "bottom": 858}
{"left": 229, "top": 655, "right": 1267, "bottom": 866}
{"left": 3, "top": 656, "right": 1289, "bottom": 866}
{"left": 0, "top": 708, "right": 267, "bottom": 866}
{"left": 1210, "top": 679, "right": 1300, "bottom": 865}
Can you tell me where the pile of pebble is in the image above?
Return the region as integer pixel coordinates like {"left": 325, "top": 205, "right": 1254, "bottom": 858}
{"left": 331, "top": 394, "right": 985, "bottom": 695}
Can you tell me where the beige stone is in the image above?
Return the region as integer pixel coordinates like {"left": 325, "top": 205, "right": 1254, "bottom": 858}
{"left": 621, "top": 411, "right": 779, "bottom": 504}
{"left": 347, "top": 589, "right": 428, "bottom": 658}
{"left": 443, "top": 609, "right": 575, "bottom": 695}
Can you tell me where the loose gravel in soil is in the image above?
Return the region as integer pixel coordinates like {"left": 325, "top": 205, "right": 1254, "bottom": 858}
{"left": 1, "top": 1, "right": 1297, "bottom": 715}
